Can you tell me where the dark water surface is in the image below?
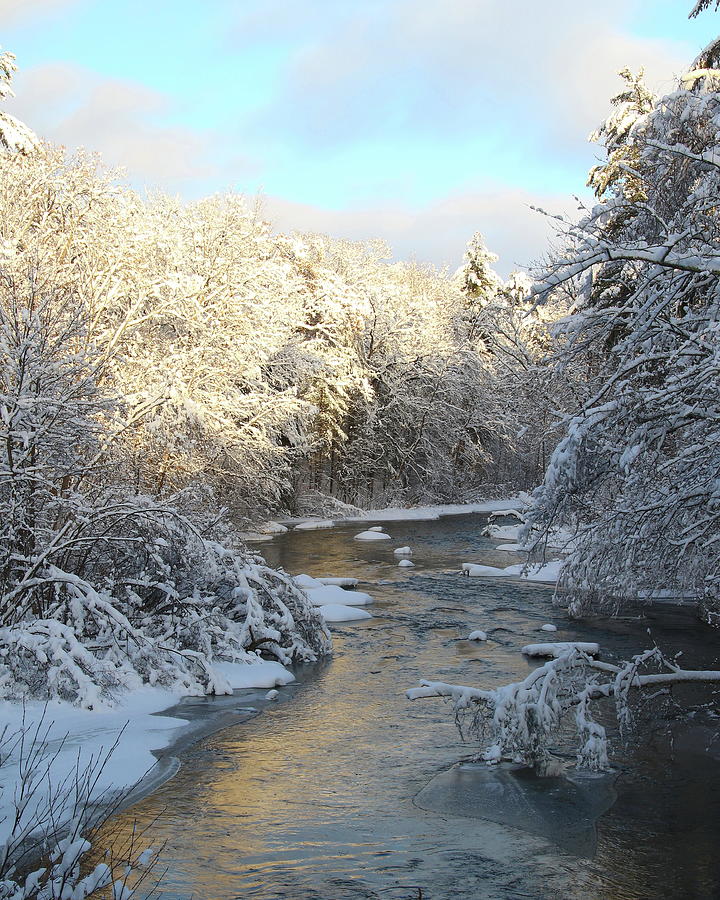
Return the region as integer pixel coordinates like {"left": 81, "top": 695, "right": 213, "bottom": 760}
{"left": 97, "top": 514, "right": 720, "bottom": 899}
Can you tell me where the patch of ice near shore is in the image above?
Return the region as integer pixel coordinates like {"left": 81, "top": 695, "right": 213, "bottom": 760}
{"left": 294, "top": 519, "right": 335, "bottom": 531}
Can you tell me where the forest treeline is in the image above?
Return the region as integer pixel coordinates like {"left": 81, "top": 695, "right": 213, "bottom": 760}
{"left": 0, "top": 143, "right": 568, "bottom": 523}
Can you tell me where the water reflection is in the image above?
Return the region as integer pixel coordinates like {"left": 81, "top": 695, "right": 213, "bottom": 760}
{"left": 94, "top": 514, "right": 720, "bottom": 899}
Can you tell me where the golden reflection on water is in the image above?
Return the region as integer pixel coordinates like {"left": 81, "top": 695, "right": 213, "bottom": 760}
{"left": 89, "top": 519, "right": 720, "bottom": 900}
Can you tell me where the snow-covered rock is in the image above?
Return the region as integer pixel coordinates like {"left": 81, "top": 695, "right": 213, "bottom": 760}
{"left": 461, "top": 560, "right": 563, "bottom": 583}
{"left": 488, "top": 509, "right": 524, "bottom": 521}
{"left": 463, "top": 563, "right": 509, "bottom": 577}
{"left": 367, "top": 526, "right": 385, "bottom": 532}
{"left": 393, "top": 546, "right": 412, "bottom": 556}
{"left": 318, "top": 604, "right": 373, "bottom": 622}
{"left": 265, "top": 689, "right": 279, "bottom": 700}
{"left": 540, "top": 623, "right": 558, "bottom": 633}
{"left": 521, "top": 642, "right": 599, "bottom": 658}
{"left": 468, "top": 630, "right": 488, "bottom": 641}
{"left": 305, "top": 584, "right": 374, "bottom": 606}
{"left": 483, "top": 524, "right": 522, "bottom": 540}
{"left": 354, "top": 530, "right": 391, "bottom": 541}
{"left": 210, "top": 660, "right": 295, "bottom": 689}
{"left": 398, "top": 559, "right": 415, "bottom": 568}
{"left": 294, "top": 573, "right": 324, "bottom": 589}
{"left": 258, "top": 521, "right": 288, "bottom": 534}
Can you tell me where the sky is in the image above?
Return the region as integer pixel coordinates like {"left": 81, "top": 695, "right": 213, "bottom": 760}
{"left": 1, "top": 0, "right": 717, "bottom": 275}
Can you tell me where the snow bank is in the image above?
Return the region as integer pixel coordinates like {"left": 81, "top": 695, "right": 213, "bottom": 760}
{"left": 0, "top": 656, "right": 296, "bottom": 848}
{"left": 354, "top": 530, "right": 391, "bottom": 541}
{"left": 348, "top": 499, "right": 527, "bottom": 522}
{"left": 318, "top": 605, "right": 373, "bottom": 622}
{"left": 210, "top": 659, "right": 295, "bottom": 689}
{"left": 522, "top": 642, "right": 600, "bottom": 658}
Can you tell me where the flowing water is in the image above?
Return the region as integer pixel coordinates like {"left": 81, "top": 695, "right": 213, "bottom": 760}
{"left": 96, "top": 514, "right": 720, "bottom": 899}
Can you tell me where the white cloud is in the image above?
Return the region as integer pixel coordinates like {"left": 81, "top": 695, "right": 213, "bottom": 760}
{"left": 5, "top": 62, "right": 255, "bottom": 188}
{"left": 0, "top": 0, "right": 81, "bottom": 26}
{"left": 261, "top": 185, "right": 584, "bottom": 276}
{"left": 242, "top": 0, "right": 691, "bottom": 152}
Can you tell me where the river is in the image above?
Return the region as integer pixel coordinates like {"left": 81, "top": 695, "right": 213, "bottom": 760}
{"left": 94, "top": 512, "right": 720, "bottom": 899}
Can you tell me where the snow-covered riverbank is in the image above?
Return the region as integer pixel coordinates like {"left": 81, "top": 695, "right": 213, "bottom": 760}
{"left": 0, "top": 659, "right": 296, "bottom": 849}
{"left": 0, "top": 500, "right": 530, "bottom": 863}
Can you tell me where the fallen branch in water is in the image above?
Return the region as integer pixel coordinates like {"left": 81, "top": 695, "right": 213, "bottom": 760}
{"left": 407, "top": 646, "right": 720, "bottom": 772}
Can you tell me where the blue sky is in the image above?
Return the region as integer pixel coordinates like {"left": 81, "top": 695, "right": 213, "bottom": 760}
{"left": 2, "top": 0, "right": 717, "bottom": 274}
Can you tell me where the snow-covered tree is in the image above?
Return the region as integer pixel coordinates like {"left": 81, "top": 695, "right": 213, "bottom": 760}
{"left": 526, "top": 38, "right": 720, "bottom": 618}
{"left": 0, "top": 49, "right": 38, "bottom": 154}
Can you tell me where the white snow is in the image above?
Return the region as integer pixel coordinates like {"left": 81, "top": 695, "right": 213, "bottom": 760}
{"left": 398, "top": 559, "right": 415, "bottom": 568}
{"left": 522, "top": 642, "right": 600, "bottom": 658}
{"left": 494, "top": 542, "right": 529, "bottom": 552}
{"left": 294, "top": 519, "right": 335, "bottom": 531}
{"left": 462, "top": 560, "right": 563, "bottom": 583}
{"left": 293, "top": 573, "right": 324, "bottom": 589}
{"left": 318, "top": 604, "right": 373, "bottom": 622}
{"left": 0, "top": 656, "right": 294, "bottom": 846}
{"left": 210, "top": 659, "right": 295, "bottom": 689}
{"left": 540, "top": 623, "right": 558, "bottom": 632}
{"left": 488, "top": 509, "right": 524, "bottom": 520}
{"left": 522, "top": 560, "right": 563, "bottom": 583}
{"left": 393, "top": 546, "right": 412, "bottom": 556}
{"left": 484, "top": 524, "right": 522, "bottom": 540}
{"left": 354, "top": 530, "right": 391, "bottom": 541}
{"left": 304, "top": 584, "right": 374, "bottom": 607}
{"left": 367, "top": 526, "right": 385, "bottom": 532}
{"left": 265, "top": 689, "right": 279, "bottom": 701}
{"left": 468, "top": 630, "right": 488, "bottom": 641}
{"left": 463, "top": 563, "right": 509, "bottom": 577}
{"left": 286, "top": 499, "right": 527, "bottom": 524}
